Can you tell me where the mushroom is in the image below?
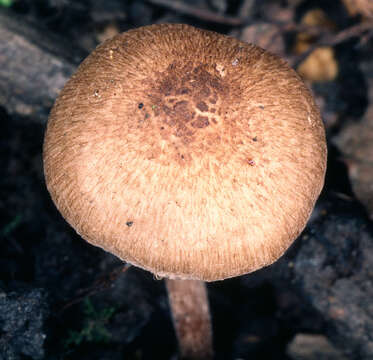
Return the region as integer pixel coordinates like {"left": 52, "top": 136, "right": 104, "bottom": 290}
{"left": 43, "top": 24, "right": 327, "bottom": 358}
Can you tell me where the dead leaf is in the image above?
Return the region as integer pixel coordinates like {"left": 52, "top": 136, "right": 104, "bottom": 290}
{"left": 294, "top": 8, "right": 335, "bottom": 54}
{"left": 297, "top": 47, "right": 338, "bottom": 82}
{"left": 333, "top": 68, "right": 373, "bottom": 218}
{"left": 96, "top": 23, "right": 120, "bottom": 44}
{"left": 293, "top": 9, "right": 338, "bottom": 82}
{"left": 342, "top": 0, "right": 373, "bottom": 19}
{"left": 240, "top": 23, "right": 285, "bottom": 56}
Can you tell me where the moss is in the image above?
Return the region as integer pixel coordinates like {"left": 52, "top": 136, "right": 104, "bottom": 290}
{"left": 64, "top": 298, "right": 115, "bottom": 348}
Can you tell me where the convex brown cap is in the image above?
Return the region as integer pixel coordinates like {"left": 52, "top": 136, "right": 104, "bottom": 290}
{"left": 44, "top": 24, "right": 327, "bottom": 281}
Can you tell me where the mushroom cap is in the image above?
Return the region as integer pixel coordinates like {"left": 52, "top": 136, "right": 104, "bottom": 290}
{"left": 43, "top": 24, "right": 327, "bottom": 281}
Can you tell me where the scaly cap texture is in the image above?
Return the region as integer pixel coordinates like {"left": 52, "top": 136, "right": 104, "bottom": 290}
{"left": 44, "top": 24, "right": 327, "bottom": 281}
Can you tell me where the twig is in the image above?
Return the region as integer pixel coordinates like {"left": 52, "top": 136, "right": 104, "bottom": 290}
{"left": 57, "top": 263, "right": 132, "bottom": 314}
{"left": 239, "top": 0, "right": 255, "bottom": 19}
{"left": 147, "top": 0, "right": 249, "bottom": 26}
{"left": 290, "top": 21, "right": 373, "bottom": 68}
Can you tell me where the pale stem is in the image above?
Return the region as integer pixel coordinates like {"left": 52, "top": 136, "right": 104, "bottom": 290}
{"left": 166, "top": 279, "right": 213, "bottom": 359}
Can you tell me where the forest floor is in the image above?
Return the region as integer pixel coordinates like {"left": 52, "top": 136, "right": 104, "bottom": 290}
{"left": 1, "top": 0, "right": 373, "bottom": 359}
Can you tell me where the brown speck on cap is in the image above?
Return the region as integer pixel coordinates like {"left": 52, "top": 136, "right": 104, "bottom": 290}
{"left": 43, "top": 24, "right": 327, "bottom": 281}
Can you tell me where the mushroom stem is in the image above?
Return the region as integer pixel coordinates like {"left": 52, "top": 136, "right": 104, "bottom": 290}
{"left": 166, "top": 279, "right": 213, "bottom": 359}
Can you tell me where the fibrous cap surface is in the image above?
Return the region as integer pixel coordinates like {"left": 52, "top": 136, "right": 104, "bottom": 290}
{"left": 44, "top": 24, "right": 327, "bottom": 281}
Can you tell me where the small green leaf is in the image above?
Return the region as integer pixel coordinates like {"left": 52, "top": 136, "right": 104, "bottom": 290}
{"left": 1, "top": 214, "right": 22, "bottom": 236}
{"left": 0, "top": 0, "right": 13, "bottom": 8}
{"left": 64, "top": 297, "right": 116, "bottom": 349}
